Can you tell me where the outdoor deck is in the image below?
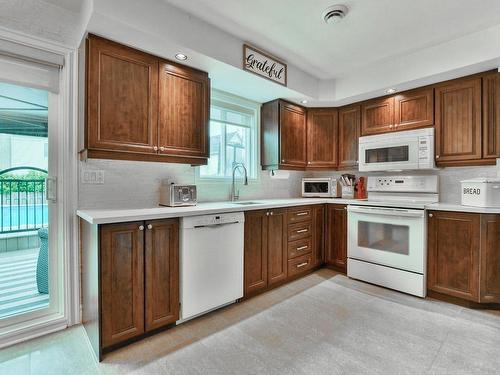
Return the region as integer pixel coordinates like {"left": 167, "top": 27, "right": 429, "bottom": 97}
{"left": 0, "top": 248, "right": 49, "bottom": 319}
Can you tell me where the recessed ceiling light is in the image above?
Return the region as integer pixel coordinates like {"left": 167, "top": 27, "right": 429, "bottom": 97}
{"left": 322, "top": 5, "right": 348, "bottom": 24}
{"left": 175, "top": 53, "right": 188, "bottom": 61}
{"left": 386, "top": 88, "right": 397, "bottom": 94}
{"left": 301, "top": 100, "right": 308, "bottom": 104}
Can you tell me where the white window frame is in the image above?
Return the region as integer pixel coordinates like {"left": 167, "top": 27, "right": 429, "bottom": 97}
{"left": 196, "top": 89, "right": 260, "bottom": 183}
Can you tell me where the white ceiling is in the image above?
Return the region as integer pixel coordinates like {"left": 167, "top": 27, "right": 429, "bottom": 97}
{"left": 164, "top": 0, "right": 500, "bottom": 80}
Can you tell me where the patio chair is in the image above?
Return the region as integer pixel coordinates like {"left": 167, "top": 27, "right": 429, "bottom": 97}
{"left": 36, "top": 228, "right": 49, "bottom": 294}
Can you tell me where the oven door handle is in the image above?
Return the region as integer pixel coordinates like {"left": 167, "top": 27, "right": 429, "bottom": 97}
{"left": 347, "top": 206, "right": 424, "bottom": 218}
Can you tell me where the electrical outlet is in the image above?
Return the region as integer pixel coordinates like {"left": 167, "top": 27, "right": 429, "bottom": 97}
{"left": 81, "top": 170, "right": 105, "bottom": 184}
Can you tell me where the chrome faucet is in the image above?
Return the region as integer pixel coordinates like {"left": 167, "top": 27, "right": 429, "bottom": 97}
{"left": 230, "top": 163, "right": 248, "bottom": 201}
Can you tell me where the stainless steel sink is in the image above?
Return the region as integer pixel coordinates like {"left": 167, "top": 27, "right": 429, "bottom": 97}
{"left": 232, "top": 201, "right": 261, "bottom": 205}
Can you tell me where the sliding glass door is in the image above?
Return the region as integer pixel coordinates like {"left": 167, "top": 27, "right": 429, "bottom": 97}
{"left": 0, "top": 54, "right": 61, "bottom": 332}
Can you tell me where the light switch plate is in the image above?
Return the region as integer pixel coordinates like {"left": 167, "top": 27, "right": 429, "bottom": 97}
{"left": 81, "top": 170, "right": 105, "bottom": 184}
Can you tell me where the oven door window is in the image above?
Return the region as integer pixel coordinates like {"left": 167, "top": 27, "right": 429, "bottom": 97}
{"left": 365, "top": 145, "right": 409, "bottom": 164}
{"left": 357, "top": 221, "right": 409, "bottom": 255}
{"left": 304, "top": 182, "right": 329, "bottom": 193}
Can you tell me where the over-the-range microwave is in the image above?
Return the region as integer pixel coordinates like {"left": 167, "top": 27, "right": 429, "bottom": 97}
{"left": 358, "top": 128, "right": 435, "bottom": 172}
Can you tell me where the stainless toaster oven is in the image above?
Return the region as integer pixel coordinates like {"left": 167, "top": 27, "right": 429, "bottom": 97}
{"left": 160, "top": 184, "right": 197, "bottom": 207}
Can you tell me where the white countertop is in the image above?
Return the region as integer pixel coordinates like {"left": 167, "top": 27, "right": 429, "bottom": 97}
{"left": 425, "top": 203, "right": 500, "bottom": 214}
{"left": 77, "top": 198, "right": 500, "bottom": 224}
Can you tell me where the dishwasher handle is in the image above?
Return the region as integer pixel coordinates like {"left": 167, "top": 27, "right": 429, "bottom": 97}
{"left": 193, "top": 221, "right": 241, "bottom": 229}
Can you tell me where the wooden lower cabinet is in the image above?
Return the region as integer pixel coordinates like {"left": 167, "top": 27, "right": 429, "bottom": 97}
{"left": 243, "top": 210, "right": 269, "bottom": 295}
{"left": 100, "top": 222, "right": 145, "bottom": 348}
{"left": 267, "top": 209, "right": 288, "bottom": 286}
{"left": 244, "top": 205, "right": 322, "bottom": 297}
{"left": 311, "top": 205, "right": 325, "bottom": 267}
{"left": 145, "top": 219, "right": 180, "bottom": 331}
{"left": 100, "top": 219, "right": 179, "bottom": 350}
{"left": 480, "top": 214, "right": 500, "bottom": 302}
{"left": 427, "top": 211, "right": 500, "bottom": 304}
{"left": 325, "top": 204, "right": 347, "bottom": 273}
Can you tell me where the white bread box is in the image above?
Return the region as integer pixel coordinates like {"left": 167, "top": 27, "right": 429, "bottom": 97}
{"left": 461, "top": 178, "right": 500, "bottom": 207}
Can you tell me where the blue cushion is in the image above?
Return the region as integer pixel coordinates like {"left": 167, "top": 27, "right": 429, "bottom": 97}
{"left": 37, "top": 228, "right": 49, "bottom": 294}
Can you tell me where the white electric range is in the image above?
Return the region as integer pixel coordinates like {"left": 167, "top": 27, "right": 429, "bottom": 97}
{"left": 347, "top": 175, "right": 439, "bottom": 297}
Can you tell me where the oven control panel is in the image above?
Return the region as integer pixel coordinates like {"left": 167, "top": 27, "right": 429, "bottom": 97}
{"left": 367, "top": 175, "right": 438, "bottom": 193}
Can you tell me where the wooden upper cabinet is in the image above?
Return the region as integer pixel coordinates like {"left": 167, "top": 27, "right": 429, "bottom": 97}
{"left": 144, "top": 219, "right": 179, "bottom": 332}
{"left": 427, "top": 211, "right": 480, "bottom": 302}
{"left": 435, "top": 77, "right": 482, "bottom": 165}
{"left": 480, "top": 214, "right": 500, "bottom": 303}
{"left": 244, "top": 210, "right": 268, "bottom": 296}
{"left": 483, "top": 72, "right": 500, "bottom": 159}
{"left": 85, "top": 35, "right": 210, "bottom": 165}
{"left": 158, "top": 60, "right": 209, "bottom": 160}
{"left": 325, "top": 204, "right": 347, "bottom": 273}
{"left": 394, "top": 88, "right": 434, "bottom": 131}
{"left": 338, "top": 105, "right": 361, "bottom": 169}
{"left": 267, "top": 209, "right": 288, "bottom": 286}
{"left": 306, "top": 108, "right": 338, "bottom": 169}
{"left": 361, "top": 97, "right": 394, "bottom": 136}
{"left": 87, "top": 35, "right": 158, "bottom": 154}
{"left": 280, "top": 101, "right": 307, "bottom": 168}
{"left": 261, "top": 100, "right": 306, "bottom": 170}
{"left": 100, "top": 222, "right": 145, "bottom": 348}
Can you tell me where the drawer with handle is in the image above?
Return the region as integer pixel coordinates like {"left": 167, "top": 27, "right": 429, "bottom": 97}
{"left": 288, "top": 238, "right": 312, "bottom": 259}
{"left": 288, "top": 222, "right": 312, "bottom": 241}
{"left": 287, "top": 207, "right": 312, "bottom": 224}
{"left": 287, "top": 253, "right": 313, "bottom": 277}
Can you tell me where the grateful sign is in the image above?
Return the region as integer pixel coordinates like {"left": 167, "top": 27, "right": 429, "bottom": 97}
{"left": 243, "top": 44, "right": 287, "bottom": 86}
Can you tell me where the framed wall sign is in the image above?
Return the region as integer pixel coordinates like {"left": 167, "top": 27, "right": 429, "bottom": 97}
{"left": 243, "top": 44, "right": 287, "bottom": 86}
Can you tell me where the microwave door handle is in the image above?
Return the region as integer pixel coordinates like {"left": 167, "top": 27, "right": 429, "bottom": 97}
{"left": 348, "top": 206, "right": 424, "bottom": 218}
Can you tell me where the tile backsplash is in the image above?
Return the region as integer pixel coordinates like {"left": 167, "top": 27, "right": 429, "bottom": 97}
{"left": 78, "top": 159, "right": 305, "bottom": 209}
{"left": 78, "top": 159, "right": 500, "bottom": 209}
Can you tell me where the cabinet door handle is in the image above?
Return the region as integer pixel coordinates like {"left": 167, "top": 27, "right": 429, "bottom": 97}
{"left": 297, "top": 229, "right": 308, "bottom": 233}
{"left": 266, "top": 212, "right": 270, "bottom": 216}
{"left": 436, "top": 155, "right": 440, "bottom": 159}
{"left": 147, "top": 224, "right": 153, "bottom": 230}
{"left": 428, "top": 213, "right": 433, "bottom": 218}
{"left": 281, "top": 159, "right": 285, "bottom": 163}
{"left": 297, "top": 262, "right": 308, "bottom": 268}
{"left": 139, "top": 225, "right": 144, "bottom": 231}
{"left": 160, "top": 146, "right": 165, "bottom": 152}
{"left": 270, "top": 212, "right": 274, "bottom": 215}
{"left": 153, "top": 146, "right": 158, "bottom": 152}
{"left": 296, "top": 212, "right": 308, "bottom": 216}
{"left": 297, "top": 245, "right": 309, "bottom": 251}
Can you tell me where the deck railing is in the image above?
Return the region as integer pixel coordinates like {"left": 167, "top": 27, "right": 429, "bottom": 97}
{"left": 0, "top": 167, "right": 48, "bottom": 234}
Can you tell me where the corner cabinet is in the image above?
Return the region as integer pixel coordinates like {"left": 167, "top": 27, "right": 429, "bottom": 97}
{"left": 306, "top": 108, "right": 338, "bottom": 169}
{"left": 81, "top": 218, "right": 179, "bottom": 360}
{"left": 427, "top": 211, "right": 500, "bottom": 304}
{"left": 84, "top": 34, "right": 209, "bottom": 165}
{"left": 261, "top": 100, "right": 307, "bottom": 170}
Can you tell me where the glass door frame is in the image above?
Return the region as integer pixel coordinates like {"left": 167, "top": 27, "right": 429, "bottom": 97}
{"left": 0, "top": 29, "right": 79, "bottom": 348}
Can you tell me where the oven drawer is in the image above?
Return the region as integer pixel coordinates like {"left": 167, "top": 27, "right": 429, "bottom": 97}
{"left": 288, "top": 238, "right": 312, "bottom": 259}
{"left": 288, "top": 253, "right": 313, "bottom": 277}
{"left": 288, "top": 222, "right": 312, "bottom": 241}
{"left": 287, "top": 207, "right": 312, "bottom": 223}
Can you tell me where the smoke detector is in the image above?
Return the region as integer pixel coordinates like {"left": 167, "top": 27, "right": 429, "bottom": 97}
{"left": 322, "top": 5, "right": 348, "bottom": 24}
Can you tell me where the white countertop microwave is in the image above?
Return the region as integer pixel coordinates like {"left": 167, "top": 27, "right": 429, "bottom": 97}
{"left": 302, "top": 177, "right": 340, "bottom": 198}
{"left": 358, "top": 128, "right": 435, "bottom": 172}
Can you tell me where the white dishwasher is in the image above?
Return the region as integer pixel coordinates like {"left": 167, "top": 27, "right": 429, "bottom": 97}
{"left": 179, "top": 212, "right": 244, "bottom": 321}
